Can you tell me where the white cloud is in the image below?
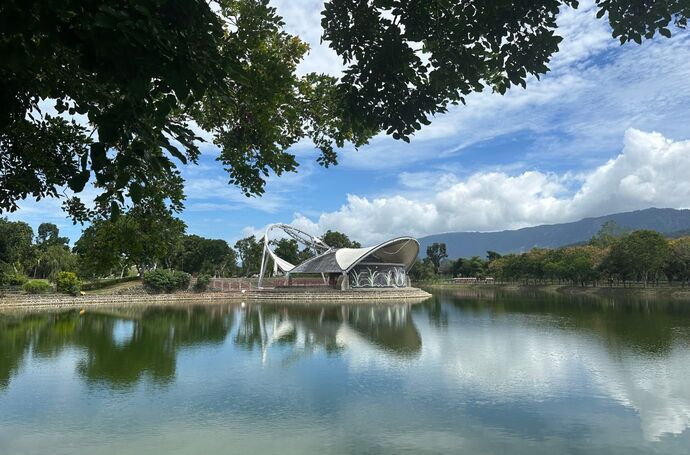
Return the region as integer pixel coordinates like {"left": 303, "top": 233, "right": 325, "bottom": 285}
{"left": 269, "top": 129, "right": 690, "bottom": 244}
{"left": 272, "top": 0, "right": 343, "bottom": 76}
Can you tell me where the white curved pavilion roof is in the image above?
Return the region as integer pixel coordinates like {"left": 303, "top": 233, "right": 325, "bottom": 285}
{"left": 265, "top": 244, "right": 296, "bottom": 272}
{"left": 289, "top": 237, "right": 419, "bottom": 274}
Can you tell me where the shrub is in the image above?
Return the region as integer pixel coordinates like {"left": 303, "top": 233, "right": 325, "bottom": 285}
{"left": 194, "top": 274, "right": 212, "bottom": 292}
{"left": 6, "top": 272, "right": 28, "bottom": 286}
{"left": 143, "top": 269, "right": 191, "bottom": 294}
{"left": 81, "top": 276, "right": 140, "bottom": 291}
{"left": 22, "top": 280, "right": 53, "bottom": 294}
{"left": 55, "top": 271, "right": 82, "bottom": 295}
{"left": 0, "top": 261, "right": 13, "bottom": 286}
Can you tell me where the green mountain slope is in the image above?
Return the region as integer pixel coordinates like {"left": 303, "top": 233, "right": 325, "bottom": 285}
{"left": 418, "top": 208, "right": 690, "bottom": 259}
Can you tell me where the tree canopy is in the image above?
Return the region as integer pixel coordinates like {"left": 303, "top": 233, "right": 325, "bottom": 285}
{"left": 426, "top": 242, "right": 448, "bottom": 274}
{"left": 234, "top": 235, "right": 263, "bottom": 277}
{"left": 0, "top": 0, "right": 369, "bottom": 221}
{"left": 74, "top": 202, "right": 186, "bottom": 278}
{"left": 173, "top": 235, "right": 238, "bottom": 277}
{"left": 1, "top": 0, "right": 687, "bottom": 218}
{"left": 321, "top": 230, "right": 361, "bottom": 249}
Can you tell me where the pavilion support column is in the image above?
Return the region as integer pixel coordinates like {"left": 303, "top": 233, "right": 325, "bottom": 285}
{"left": 258, "top": 245, "right": 269, "bottom": 289}
{"left": 341, "top": 272, "right": 350, "bottom": 290}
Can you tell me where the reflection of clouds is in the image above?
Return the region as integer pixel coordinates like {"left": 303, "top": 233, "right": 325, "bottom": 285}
{"left": 253, "top": 302, "right": 690, "bottom": 442}
{"left": 334, "top": 324, "right": 410, "bottom": 371}
{"left": 586, "top": 347, "right": 690, "bottom": 441}
{"left": 408, "top": 313, "right": 690, "bottom": 441}
{"left": 406, "top": 320, "right": 588, "bottom": 400}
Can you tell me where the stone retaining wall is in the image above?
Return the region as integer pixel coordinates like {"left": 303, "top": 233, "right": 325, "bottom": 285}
{"left": 0, "top": 288, "right": 431, "bottom": 311}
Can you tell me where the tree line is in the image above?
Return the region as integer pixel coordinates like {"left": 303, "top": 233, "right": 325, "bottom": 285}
{"left": 0, "top": 214, "right": 360, "bottom": 287}
{"left": 410, "top": 222, "right": 690, "bottom": 287}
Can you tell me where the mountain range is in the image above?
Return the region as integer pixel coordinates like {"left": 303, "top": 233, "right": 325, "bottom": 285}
{"left": 418, "top": 208, "right": 690, "bottom": 259}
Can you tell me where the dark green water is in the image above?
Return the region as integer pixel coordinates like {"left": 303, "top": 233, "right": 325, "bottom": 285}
{"left": 2, "top": 289, "right": 690, "bottom": 454}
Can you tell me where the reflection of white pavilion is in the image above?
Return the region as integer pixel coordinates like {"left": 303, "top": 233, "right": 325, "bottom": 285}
{"left": 258, "top": 224, "right": 419, "bottom": 289}
{"left": 236, "top": 304, "right": 422, "bottom": 366}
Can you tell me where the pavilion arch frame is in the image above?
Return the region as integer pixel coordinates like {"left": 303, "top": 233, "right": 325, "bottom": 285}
{"left": 258, "top": 224, "right": 331, "bottom": 289}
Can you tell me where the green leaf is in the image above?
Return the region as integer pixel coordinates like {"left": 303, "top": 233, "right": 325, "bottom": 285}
{"left": 90, "top": 143, "right": 108, "bottom": 171}
{"left": 68, "top": 171, "right": 90, "bottom": 192}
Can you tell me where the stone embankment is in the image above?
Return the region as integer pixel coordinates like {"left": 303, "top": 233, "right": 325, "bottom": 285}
{"left": 0, "top": 287, "right": 431, "bottom": 311}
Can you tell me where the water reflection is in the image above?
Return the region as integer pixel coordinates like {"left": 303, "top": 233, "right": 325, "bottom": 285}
{"left": 418, "top": 289, "right": 690, "bottom": 441}
{"left": 2, "top": 292, "right": 690, "bottom": 452}
{"left": 0, "top": 306, "right": 235, "bottom": 389}
{"left": 0, "top": 303, "right": 420, "bottom": 389}
{"left": 235, "top": 304, "right": 421, "bottom": 365}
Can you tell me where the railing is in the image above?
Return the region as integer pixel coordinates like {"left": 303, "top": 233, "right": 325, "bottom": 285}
{"left": 209, "top": 277, "right": 331, "bottom": 291}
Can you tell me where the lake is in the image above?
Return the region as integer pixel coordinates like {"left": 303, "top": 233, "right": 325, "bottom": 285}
{"left": 2, "top": 288, "right": 690, "bottom": 454}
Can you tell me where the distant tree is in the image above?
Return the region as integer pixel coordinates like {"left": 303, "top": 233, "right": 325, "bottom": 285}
{"left": 273, "top": 239, "right": 301, "bottom": 265}
{"left": 234, "top": 236, "right": 263, "bottom": 277}
{"left": 488, "top": 256, "right": 508, "bottom": 282}
{"left": 590, "top": 221, "right": 631, "bottom": 247}
{"left": 173, "top": 236, "right": 237, "bottom": 277}
{"left": 664, "top": 237, "right": 690, "bottom": 285}
{"left": 426, "top": 243, "right": 447, "bottom": 274}
{"left": 602, "top": 230, "right": 669, "bottom": 286}
{"left": 74, "top": 218, "right": 130, "bottom": 279}
{"left": 321, "top": 230, "right": 361, "bottom": 248}
{"left": 499, "top": 254, "right": 527, "bottom": 283}
{"left": 30, "top": 244, "right": 78, "bottom": 280}
{"left": 559, "top": 246, "right": 603, "bottom": 286}
{"left": 221, "top": 249, "right": 240, "bottom": 278}
{"left": 450, "top": 258, "right": 464, "bottom": 278}
{"left": 75, "top": 203, "right": 186, "bottom": 278}
{"left": 0, "top": 218, "right": 33, "bottom": 270}
{"left": 486, "top": 251, "right": 502, "bottom": 262}
{"left": 297, "top": 247, "right": 316, "bottom": 263}
{"left": 450, "top": 256, "right": 487, "bottom": 278}
{"left": 28, "top": 222, "right": 75, "bottom": 279}
{"left": 36, "top": 223, "right": 69, "bottom": 246}
{"left": 409, "top": 258, "right": 437, "bottom": 282}
{"left": 0, "top": 218, "right": 33, "bottom": 283}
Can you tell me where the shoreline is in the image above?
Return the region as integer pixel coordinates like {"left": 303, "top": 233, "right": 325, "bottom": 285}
{"left": 420, "top": 282, "right": 690, "bottom": 300}
{"left": 0, "top": 287, "right": 432, "bottom": 312}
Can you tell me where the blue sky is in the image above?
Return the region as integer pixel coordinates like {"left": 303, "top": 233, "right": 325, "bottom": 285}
{"left": 8, "top": 0, "right": 690, "bottom": 246}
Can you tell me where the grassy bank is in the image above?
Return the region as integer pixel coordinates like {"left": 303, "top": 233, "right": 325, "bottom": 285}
{"left": 418, "top": 282, "right": 690, "bottom": 301}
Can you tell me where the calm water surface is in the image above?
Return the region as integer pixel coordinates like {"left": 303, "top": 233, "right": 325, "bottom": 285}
{"left": 2, "top": 289, "right": 690, "bottom": 454}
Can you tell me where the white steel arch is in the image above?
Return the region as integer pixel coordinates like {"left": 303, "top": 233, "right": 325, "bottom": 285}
{"left": 258, "top": 224, "right": 331, "bottom": 288}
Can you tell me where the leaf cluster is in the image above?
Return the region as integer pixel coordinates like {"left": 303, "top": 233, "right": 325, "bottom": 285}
{"left": 143, "top": 269, "right": 191, "bottom": 293}
{"left": 55, "top": 271, "right": 81, "bottom": 295}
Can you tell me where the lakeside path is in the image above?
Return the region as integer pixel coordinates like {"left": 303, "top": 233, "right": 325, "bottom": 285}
{"left": 0, "top": 288, "right": 432, "bottom": 312}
